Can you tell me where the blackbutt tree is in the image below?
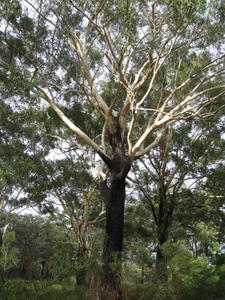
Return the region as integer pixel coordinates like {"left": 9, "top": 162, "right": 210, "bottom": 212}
{"left": 0, "top": 0, "right": 224, "bottom": 296}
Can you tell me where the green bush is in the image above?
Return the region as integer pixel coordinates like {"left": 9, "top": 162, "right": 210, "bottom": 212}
{"left": 0, "top": 278, "right": 88, "bottom": 300}
{"left": 0, "top": 277, "right": 18, "bottom": 300}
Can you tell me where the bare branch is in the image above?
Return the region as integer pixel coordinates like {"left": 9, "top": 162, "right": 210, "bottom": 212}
{"left": 134, "top": 127, "right": 167, "bottom": 158}
{"left": 69, "top": 28, "right": 110, "bottom": 117}
{"left": 35, "top": 87, "right": 102, "bottom": 154}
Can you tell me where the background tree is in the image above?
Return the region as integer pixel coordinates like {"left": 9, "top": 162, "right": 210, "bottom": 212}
{"left": 0, "top": 100, "right": 38, "bottom": 248}
{"left": 131, "top": 109, "right": 225, "bottom": 279}
{"left": 29, "top": 151, "right": 105, "bottom": 286}
{"left": 2, "top": 214, "right": 75, "bottom": 281}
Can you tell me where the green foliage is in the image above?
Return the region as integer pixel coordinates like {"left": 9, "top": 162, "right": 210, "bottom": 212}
{"left": 0, "top": 0, "right": 21, "bottom": 22}
{"left": 163, "top": 0, "right": 206, "bottom": 24}
{"left": 194, "top": 222, "right": 219, "bottom": 254}
{"left": 161, "top": 240, "right": 220, "bottom": 299}
{"left": 102, "top": 0, "right": 138, "bottom": 36}
{"left": 123, "top": 239, "right": 225, "bottom": 300}
{"left": 0, "top": 231, "right": 19, "bottom": 274}
{"left": 0, "top": 277, "right": 87, "bottom": 300}
{"left": 0, "top": 277, "right": 18, "bottom": 300}
{"left": 0, "top": 0, "right": 224, "bottom": 299}
{"left": 49, "top": 249, "right": 75, "bottom": 282}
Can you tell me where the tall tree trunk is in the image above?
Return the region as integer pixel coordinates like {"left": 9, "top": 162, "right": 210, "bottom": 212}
{"left": 99, "top": 152, "right": 130, "bottom": 299}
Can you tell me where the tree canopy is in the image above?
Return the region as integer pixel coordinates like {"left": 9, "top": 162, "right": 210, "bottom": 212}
{"left": 0, "top": 0, "right": 224, "bottom": 299}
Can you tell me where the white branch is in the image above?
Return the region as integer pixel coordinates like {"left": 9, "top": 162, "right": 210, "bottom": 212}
{"left": 69, "top": 28, "right": 110, "bottom": 117}
{"left": 135, "top": 127, "right": 166, "bottom": 157}
{"left": 36, "top": 87, "right": 102, "bottom": 154}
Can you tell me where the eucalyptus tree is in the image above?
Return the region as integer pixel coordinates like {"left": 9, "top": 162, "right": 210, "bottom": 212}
{"left": 132, "top": 116, "right": 222, "bottom": 277}
{"left": 1, "top": 214, "right": 75, "bottom": 281}
{"left": 0, "top": 0, "right": 224, "bottom": 296}
{"left": 27, "top": 145, "right": 105, "bottom": 285}
{"left": 0, "top": 99, "right": 37, "bottom": 248}
{"left": 132, "top": 104, "right": 225, "bottom": 280}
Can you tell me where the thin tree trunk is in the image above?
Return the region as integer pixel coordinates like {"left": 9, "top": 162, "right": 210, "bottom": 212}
{"left": 76, "top": 243, "right": 87, "bottom": 285}
{"left": 141, "top": 263, "right": 145, "bottom": 284}
{"left": 41, "top": 260, "right": 48, "bottom": 279}
{"left": 156, "top": 187, "right": 168, "bottom": 281}
{"left": 28, "top": 260, "right": 33, "bottom": 281}
{"left": 155, "top": 191, "right": 175, "bottom": 282}
{"left": 156, "top": 239, "right": 167, "bottom": 281}
{"left": 0, "top": 232, "right": 2, "bottom": 248}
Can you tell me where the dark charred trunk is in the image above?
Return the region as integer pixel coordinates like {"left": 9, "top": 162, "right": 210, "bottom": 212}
{"left": 97, "top": 121, "right": 131, "bottom": 299}
{"left": 103, "top": 176, "right": 126, "bottom": 273}
{"left": 99, "top": 173, "right": 127, "bottom": 299}
{"left": 99, "top": 148, "right": 130, "bottom": 299}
